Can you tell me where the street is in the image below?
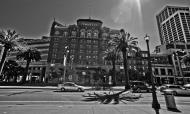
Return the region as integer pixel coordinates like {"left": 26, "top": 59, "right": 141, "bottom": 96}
{"left": 0, "top": 88, "right": 190, "bottom": 114}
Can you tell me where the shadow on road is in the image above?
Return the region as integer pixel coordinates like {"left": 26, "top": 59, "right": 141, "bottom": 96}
{"left": 7, "top": 90, "right": 42, "bottom": 96}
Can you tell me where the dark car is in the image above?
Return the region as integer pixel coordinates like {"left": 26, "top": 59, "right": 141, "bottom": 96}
{"left": 130, "top": 81, "right": 151, "bottom": 93}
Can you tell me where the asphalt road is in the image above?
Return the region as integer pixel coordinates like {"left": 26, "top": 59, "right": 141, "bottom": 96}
{"left": 0, "top": 89, "right": 190, "bottom": 114}
{"left": 0, "top": 89, "right": 190, "bottom": 105}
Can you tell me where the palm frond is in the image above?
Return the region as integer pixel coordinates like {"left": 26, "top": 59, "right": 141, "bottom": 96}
{"left": 16, "top": 48, "right": 41, "bottom": 62}
{"left": 130, "top": 41, "right": 138, "bottom": 46}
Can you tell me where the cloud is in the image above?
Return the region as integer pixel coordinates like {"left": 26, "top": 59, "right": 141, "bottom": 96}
{"left": 111, "top": 0, "right": 134, "bottom": 24}
{"left": 110, "top": 0, "right": 145, "bottom": 33}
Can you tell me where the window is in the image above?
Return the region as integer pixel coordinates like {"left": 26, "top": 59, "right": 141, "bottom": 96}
{"left": 55, "top": 30, "right": 60, "bottom": 35}
{"left": 71, "top": 31, "right": 76, "bottom": 37}
{"left": 168, "top": 69, "right": 173, "bottom": 75}
{"left": 79, "top": 50, "right": 84, "bottom": 53}
{"left": 154, "top": 68, "right": 159, "bottom": 75}
{"left": 87, "top": 32, "right": 91, "bottom": 38}
{"left": 160, "top": 68, "right": 166, "bottom": 75}
{"left": 80, "top": 29, "right": 85, "bottom": 38}
{"left": 102, "top": 33, "right": 108, "bottom": 38}
{"left": 64, "top": 32, "right": 68, "bottom": 37}
{"left": 87, "top": 30, "right": 92, "bottom": 38}
{"left": 93, "top": 32, "right": 98, "bottom": 38}
{"left": 93, "top": 30, "right": 99, "bottom": 38}
{"left": 142, "top": 53, "right": 148, "bottom": 57}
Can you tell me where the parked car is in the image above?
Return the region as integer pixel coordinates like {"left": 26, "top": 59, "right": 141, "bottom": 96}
{"left": 160, "top": 84, "right": 190, "bottom": 96}
{"left": 130, "top": 81, "right": 151, "bottom": 93}
{"left": 58, "top": 82, "right": 85, "bottom": 92}
{"left": 160, "top": 84, "right": 181, "bottom": 92}
{"left": 159, "top": 84, "right": 172, "bottom": 92}
{"left": 184, "top": 84, "right": 190, "bottom": 89}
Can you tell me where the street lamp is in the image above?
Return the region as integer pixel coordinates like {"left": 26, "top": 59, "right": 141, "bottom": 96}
{"left": 144, "top": 34, "right": 160, "bottom": 112}
{"left": 50, "top": 63, "right": 55, "bottom": 81}
{"left": 63, "top": 46, "right": 69, "bottom": 83}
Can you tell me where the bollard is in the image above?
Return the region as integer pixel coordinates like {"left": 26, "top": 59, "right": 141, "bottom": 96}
{"left": 163, "top": 89, "right": 177, "bottom": 110}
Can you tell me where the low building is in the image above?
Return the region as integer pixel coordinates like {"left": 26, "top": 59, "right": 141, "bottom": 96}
{"left": 7, "top": 36, "right": 50, "bottom": 83}
{"left": 152, "top": 42, "right": 190, "bottom": 85}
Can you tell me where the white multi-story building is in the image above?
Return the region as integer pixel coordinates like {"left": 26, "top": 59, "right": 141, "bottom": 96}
{"left": 155, "top": 5, "right": 190, "bottom": 84}
{"left": 156, "top": 5, "right": 190, "bottom": 45}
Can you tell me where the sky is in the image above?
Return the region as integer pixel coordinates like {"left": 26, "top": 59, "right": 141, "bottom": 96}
{"left": 0, "top": 0, "right": 190, "bottom": 52}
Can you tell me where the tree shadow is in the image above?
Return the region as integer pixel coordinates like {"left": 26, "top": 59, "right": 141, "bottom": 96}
{"left": 82, "top": 90, "right": 142, "bottom": 104}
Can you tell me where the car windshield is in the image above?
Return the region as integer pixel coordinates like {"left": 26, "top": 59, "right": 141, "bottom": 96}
{"left": 64, "top": 83, "right": 75, "bottom": 86}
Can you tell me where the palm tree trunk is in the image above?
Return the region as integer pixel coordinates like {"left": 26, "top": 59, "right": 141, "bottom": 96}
{"left": 13, "top": 76, "right": 17, "bottom": 83}
{"left": 122, "top": 49, "right": 130, "bottom": 90}
{"left": 112, "top": 60, "right": 116, "bottom": 86}
{"left": 0, "top": 47, "right": 8, "bottom": 76}
{"left": 21, "top": 60, "right": 30, "bottom": 83}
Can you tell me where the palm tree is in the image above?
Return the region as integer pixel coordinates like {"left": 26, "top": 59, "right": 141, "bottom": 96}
{"left": 0, "top": 30, "right": 22, "bottom": 77}
{"left": 103, "top": 48, "right": 120, "bottom": 86}
{"left": 108, "top": 29, "right": 138, "bottom": 90}
{"left": 16, "top": 48, "right": 41, "bottom": 83}
{"left": 2, "top": 60, "right": 25, "bottom": 83}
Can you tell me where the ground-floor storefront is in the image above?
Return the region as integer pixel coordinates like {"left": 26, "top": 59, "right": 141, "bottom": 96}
{"left": 155, "top": 76, "right": 190, "bottom": 85}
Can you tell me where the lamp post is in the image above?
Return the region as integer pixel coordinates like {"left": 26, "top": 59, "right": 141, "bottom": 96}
{"left": 63, "top": 46, "right": 69, "bottom": 83}
{"left": 144, "top": 34, "right": 160, "bottom": 112}
{"left": 50, "top": 63, "right": 55, "bottom": 81}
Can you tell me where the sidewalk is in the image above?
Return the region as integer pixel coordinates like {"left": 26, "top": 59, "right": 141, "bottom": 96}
{"left": 0, "top": 103, "right": 189, "bottom": 114}
{"left": 0, "top": 86, "right": 124, "bottom": 91}
{"left": 0, "top": 86, "right": 58, "bottom": 90}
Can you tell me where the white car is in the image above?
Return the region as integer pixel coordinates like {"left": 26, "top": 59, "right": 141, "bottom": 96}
{"left": 58, "top": 82, "right": 85, "bottom": 92}
{"left": 160, "top": 84, "right": 190, "bottom": 96}
{"left": 184, "top": 84, "right": 190, "bottom": 89}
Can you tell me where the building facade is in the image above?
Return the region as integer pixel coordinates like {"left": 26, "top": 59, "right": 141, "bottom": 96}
{"left": 155, "top": 5, "right": 190, "bottom": 84}
{"left": 156, "top": 5, "right": 190, "bottom": 45}
{"left": 47, "top": 18, "right": 149, "bottom": 85}
{"left": 7, "top": 36, "right": 50, "bottom": 82}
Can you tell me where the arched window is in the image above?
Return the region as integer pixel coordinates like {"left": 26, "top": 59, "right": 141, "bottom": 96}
{"left": 54, "top": 30, "right": 60, "bottom": 35}
{"left": 80, "top": 29, "right": 85, "bottom": 38}
{"left": 102, "top": 33, "right": 108, "bottom": 38}
{"left": 71, "top": 31, "right": 76, "bottom": 37}
{"left": 93, "top": 30, "right": 99, "bottom": 38}
{"left": 87, "top": 30, "right": 92, "bottom": 38}
{"left": 64, "top": 31, "right": 68, "bottom": 37}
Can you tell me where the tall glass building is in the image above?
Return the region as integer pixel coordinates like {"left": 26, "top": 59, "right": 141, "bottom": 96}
{"left": 156, "top": 5, "right": 190, "bottom": 45}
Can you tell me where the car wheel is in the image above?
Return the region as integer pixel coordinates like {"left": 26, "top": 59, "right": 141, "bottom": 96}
{"left": 61, "top": 88, "right": 65, "bottom": 92}
{"left": 172, "top": 91, "right": 177, "bottom": 96}
{"left": 78, "top": 88, "right": 83, "bottom": 92}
